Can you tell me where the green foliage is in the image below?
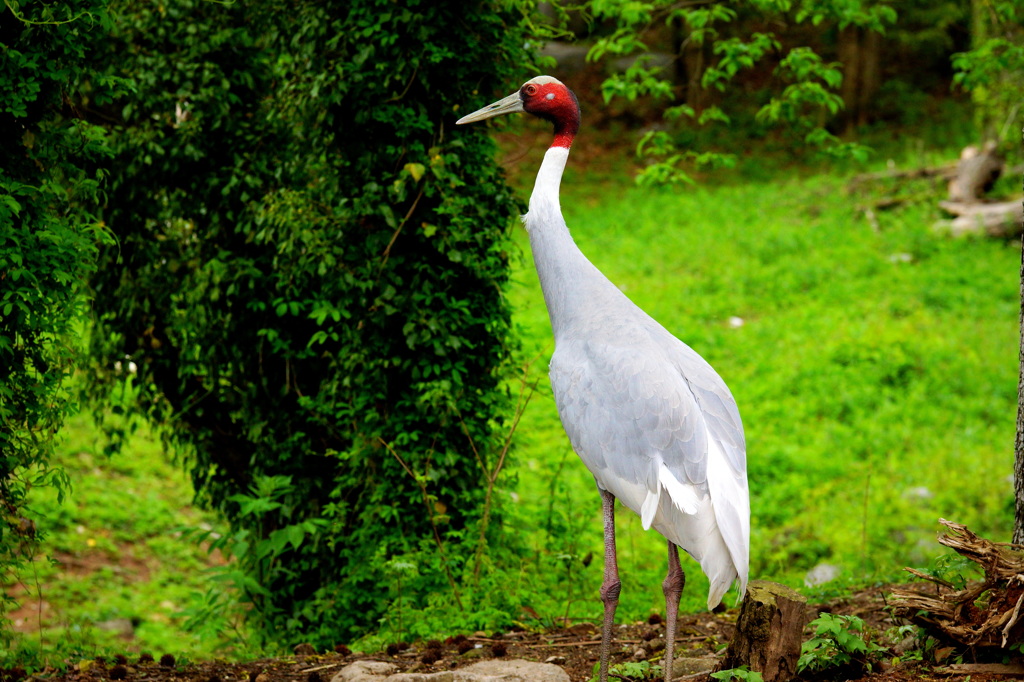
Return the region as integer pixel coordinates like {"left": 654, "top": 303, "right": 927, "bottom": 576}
{"left": 589, "top": 659, "right": 656, "bottom": 681}
{"left": 951, "top": 0, "right": 1024, "bottom": 150}
{"left": 798, "top": 613, "right": 887, "bottom": 675}
{"left": 711, "top": 666, "right": 764, "bottom": 682}
{"left": 570, "top": 0, "right": 898, "bottom": 183}
{"left": 5, "top": 132, "right": 1015, "bottom": 660}
{"left": 914, "top": 551, "right": 982, "bottom": 591}
{"left": 2, "top": 0, "right": 1017, "bottom": 665}
{"left": 84, "top": 0, "right": 534, "bottom": 648}
{"left": 2, "top": 415, "right": 242, "bottom": 667}
{"left": 0, "top": 0, "right": 115, "bottom": 649}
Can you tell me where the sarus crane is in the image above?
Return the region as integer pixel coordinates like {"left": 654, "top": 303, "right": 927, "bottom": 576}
{"left": 457, "top": 76, "right": 749, "bottom": 682}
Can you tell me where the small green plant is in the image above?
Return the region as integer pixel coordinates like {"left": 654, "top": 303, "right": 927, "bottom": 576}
{"left": 590, "top": 660, "right": 657, "bottom": 681}
{"left": 711, "top": 666, "right": 764, "bottom": 682}
{"left": 918, "top": 552, "right": 980, "bottom": 590}
{"left": 798, "top": 613, "right": 887, "bottom": 675}
{"left": 883, "top": 623, "right": 924, "bottom": 665}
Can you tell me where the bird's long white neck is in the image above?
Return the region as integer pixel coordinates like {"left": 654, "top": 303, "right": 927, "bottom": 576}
{"left": 525, "top": 147, "right": 612, "bottom": 341}
{"left": 529, "top": 146, "right": 570, "bottom": 211}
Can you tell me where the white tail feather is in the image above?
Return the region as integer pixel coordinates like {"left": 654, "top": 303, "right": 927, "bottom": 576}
{"left": 658, "top": 463, "right": 701, "bottom": 515}
{"left": 641, "top": 489, "right": 659, "bottom": 530}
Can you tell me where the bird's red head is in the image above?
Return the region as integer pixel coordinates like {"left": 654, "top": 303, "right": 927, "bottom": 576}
{"left": 518, "top": 77, "right": 580, "bottom": 149}
{"left": 456, "top": 75, "right": 581, "bottom": 149}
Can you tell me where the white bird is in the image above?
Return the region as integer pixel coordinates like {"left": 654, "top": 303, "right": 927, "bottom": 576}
{"left": 457, "top": 76, "right": 749, "bottom": 682}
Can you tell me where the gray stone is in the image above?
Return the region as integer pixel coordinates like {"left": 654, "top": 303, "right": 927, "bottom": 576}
{"left": 803, "top": 562, "right": 841, "bottom": 587}
{"left": 95, "top": 618, "right": 135, "bottom": 637}
{"left": 331, "top": 659, "right": 569, "bottom": 682}
{"left": 671, "top": 657, "right": 718, "bottom": 677}
{"left": 334, "top": 662, "right": 398, "bottom": 682}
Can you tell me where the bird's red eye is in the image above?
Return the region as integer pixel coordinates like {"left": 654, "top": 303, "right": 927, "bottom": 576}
{"left": 524, "top": 84, "right": 538, "bottom": 96}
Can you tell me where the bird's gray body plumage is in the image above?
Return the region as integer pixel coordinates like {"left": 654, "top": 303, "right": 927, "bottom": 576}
{"left": 526, "top": 147, "right": 749, "bottom": 607}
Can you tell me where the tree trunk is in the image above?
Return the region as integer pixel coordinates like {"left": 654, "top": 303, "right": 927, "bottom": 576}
{"left": 722, "top": 581, "right": 808, "bottom": 682}
{"left": 838, "top": 27, "right": 882, "bottom": 131}
{"left": 1014, "top": 222, "right": 1024, "bottom": 544}
{"left": 678, "top": 28, "right": 714, "bottom": 115}
{"left": 969, "top": 0, "right": 997, "bottom": 141}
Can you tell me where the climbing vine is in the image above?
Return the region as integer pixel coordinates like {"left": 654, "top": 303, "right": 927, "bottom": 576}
{"left": 85, "top": 0, "right": 535, "bottom": 646}
{"left": 0, "top": 0, "right": 115, "bottom": 646}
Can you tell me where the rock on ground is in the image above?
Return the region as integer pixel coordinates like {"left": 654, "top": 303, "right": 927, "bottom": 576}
{"left": 332, "top": 659, "right": 570, "bottom": 682}
{"left": 670, "top": 657, "right": 718, "bottom": 677}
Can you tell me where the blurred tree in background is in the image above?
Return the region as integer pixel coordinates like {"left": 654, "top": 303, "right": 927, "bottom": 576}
{"left": 954, "top": 0, "right": 1024, "bottom": 150}
{"left": 565, "top": 0, "right": 992, "bottom": 182}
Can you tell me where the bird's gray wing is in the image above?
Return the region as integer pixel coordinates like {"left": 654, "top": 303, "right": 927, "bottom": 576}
{"left": 549, "top": 312, "right": 749, "bottom": 596}
{"left": 650, "top": 322, "right": 749, "bottom": 588}
{"left": 652, "top": 323, "right": 746, "bottom": 476}
{"left": 548, "top": 325, "right": 712, "bottom": 497}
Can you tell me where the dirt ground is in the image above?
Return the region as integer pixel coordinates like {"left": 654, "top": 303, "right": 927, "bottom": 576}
{"left": 5, "top": 584, "right": 1024, "bottom": 682}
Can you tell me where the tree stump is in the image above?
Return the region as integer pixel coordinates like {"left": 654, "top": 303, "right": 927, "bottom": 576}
{"left": 947, "top": 141, "right": 1003, "bottom": 204}
{"left": 934, "top": 142, "right": 1020, "bottom": 237}
{"left": 722, "top": 580, "right": 808, "bottom": 682}
{"left": 891, "top": 519, "right": 1024, "bottom": 649}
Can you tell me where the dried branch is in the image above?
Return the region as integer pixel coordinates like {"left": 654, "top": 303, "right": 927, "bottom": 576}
{"left": 891, "top": 519, "right": 1024, "bottom": 648}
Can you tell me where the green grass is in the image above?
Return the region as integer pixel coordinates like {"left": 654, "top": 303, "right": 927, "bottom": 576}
{"left": 4, "top": 414, "right": 240, "bottom": 666}
{"left": 4, "top": 130, "right": 1019, "bottom": 662}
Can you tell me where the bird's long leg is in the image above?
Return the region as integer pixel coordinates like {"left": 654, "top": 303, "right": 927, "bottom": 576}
{"left": 598, "top": 488, "right": 621, "bottom": 682}
{"left": 662, "top": 541, "right": 685, "bottom": 682}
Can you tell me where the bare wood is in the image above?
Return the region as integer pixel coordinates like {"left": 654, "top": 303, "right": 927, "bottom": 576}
{"left": 518, "top": 635, "right": 710, "bottom": 650}
{"left": 948, "top": 142, "right": 1003, "bottom": 203}
{"left": 934, "top": 199, "right": 1023, "bottom": 238}
{"left": 939, "top": 662, "right": 1024, "bottom": 675}
{"left": 721, "top": 580, "right": 807, "bottom": 682}
{"left": 850, "top": 154, "right": 1016, "bottom": 194}
{"left": 902, "top": 566, "right": 956, "bottom": 589}
{"left": 850, "top": 163, "right": 959, "bottom": 188}
{"left": 891, "top": 519, "right": 1024, "bottom": 648}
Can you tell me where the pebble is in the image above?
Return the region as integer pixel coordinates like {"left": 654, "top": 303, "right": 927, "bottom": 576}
{"left": 804, "top": 562, "right": 841, "bottom": 587}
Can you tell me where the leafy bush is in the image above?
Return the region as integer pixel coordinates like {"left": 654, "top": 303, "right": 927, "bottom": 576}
{"left": 0, "top": 0, "right": 114, "bottom": 647}
{"left": 85, "top": 0, "right": 534, "bottom": 647}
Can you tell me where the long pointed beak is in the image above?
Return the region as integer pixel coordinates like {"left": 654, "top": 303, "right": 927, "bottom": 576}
{"left": 456, "top": 91, "right": 523, "bottom": 125}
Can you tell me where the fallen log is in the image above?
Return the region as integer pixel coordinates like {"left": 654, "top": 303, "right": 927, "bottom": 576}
{"left": 934, "top": 199, "right": 1023, "bottom": 238}
{"left": 849, "top": 163, "right": 959, "bottom": 189}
